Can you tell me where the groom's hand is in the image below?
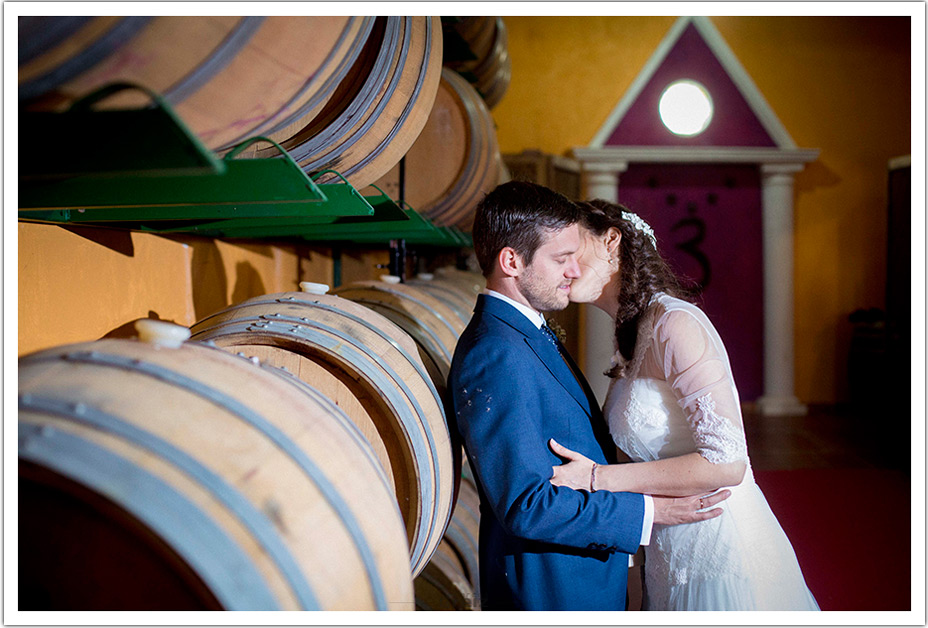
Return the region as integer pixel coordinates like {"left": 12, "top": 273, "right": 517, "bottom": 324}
{"left": 652, "top": 489, "right": 731, "bottom": 525}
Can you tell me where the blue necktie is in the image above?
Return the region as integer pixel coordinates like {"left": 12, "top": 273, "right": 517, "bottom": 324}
{"left": 541, "top": 324, "right": 584, "bottom": 390}
{"left": 540, "top": 323, "right": 560, "bottom": 349}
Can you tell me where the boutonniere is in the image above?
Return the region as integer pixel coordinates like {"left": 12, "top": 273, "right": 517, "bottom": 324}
{"left": 545, "top": 318, "right": 568, "bottom": 344}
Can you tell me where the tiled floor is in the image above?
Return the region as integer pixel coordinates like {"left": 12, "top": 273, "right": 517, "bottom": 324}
{"left": 743, "top": 403, "right": 911, "bottom": 474}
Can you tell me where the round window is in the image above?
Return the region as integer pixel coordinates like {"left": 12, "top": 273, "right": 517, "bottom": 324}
{"left": 658, "top": 79, "right": 714, "bottom": 136}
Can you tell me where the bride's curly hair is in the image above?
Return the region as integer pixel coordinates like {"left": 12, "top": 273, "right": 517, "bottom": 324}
{"left": 579, "top": 199, "right": 699, "bottom": 378}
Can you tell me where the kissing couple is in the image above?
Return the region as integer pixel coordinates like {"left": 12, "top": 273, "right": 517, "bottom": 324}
{"left": 447, "top": 181, "right": 819, "bottom": 611}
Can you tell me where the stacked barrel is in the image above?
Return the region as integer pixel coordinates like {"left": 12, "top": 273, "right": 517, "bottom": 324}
{"left": 19, "top": 15, "right": 508, "bottom": 225}
{"left": 18, "top": 14, "right": 506, "bottom": 610}
{"left": 18, "top": 270, "right": 486, "bottom": 610}
{"left": 372, "top": 67, "right": 503, "bottom": 231}
{"left": 188, "top": 282, "right": 458, "bottom": 577}
{"left": 443, "top": 16, "right": 512, "bottom": 110}
{"left": 19, "top": 16, "right": 442, "bottom": 191}
{"left": 19, "top": 322, "right": 414, "bottom": 610}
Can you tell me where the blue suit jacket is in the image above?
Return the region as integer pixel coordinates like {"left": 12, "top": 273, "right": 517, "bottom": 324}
{"left": 446, "top": 294, "right": 645, "bottom": 610}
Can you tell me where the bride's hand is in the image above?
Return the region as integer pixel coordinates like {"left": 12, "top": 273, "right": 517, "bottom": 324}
{"left": 549, "top": 438, "right": 595, "bottom": 491}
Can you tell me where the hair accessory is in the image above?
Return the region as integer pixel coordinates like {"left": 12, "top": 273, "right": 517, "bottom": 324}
{"left": 621, "top": 210, "right": 657, "bottom": 248}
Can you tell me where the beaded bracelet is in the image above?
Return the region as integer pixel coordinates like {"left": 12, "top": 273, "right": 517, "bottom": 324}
{"left": 590, "top": 463, "right": 598, "bottom": 492}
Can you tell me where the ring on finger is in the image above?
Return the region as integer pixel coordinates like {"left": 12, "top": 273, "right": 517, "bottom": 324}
{"left": 698, "top": 498, "right": 704, "bottom": 510}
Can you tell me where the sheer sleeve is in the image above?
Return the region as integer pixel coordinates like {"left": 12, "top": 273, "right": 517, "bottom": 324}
{"left": 652, "top": 307, "right": 749, "bottom": 465}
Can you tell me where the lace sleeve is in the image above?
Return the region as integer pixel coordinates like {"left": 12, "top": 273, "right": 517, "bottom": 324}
{"left": 652, "top": 308, "right": 749, "bottom": 465}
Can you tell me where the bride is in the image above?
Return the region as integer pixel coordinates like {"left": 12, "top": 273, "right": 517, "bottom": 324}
{"left": 548, "top": 199, "right": 820, "bottom": 611}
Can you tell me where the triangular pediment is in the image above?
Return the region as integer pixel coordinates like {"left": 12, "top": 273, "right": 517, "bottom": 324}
{"left": 591, "top": 16, "right": 797, "bottom": 149}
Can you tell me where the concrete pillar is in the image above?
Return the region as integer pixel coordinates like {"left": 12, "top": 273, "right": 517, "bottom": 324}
{"left": 757, "top": 164, "right": 808, "bottom": 416}
{"left": 580, "top": 164, "right": 626, "bottom": 403}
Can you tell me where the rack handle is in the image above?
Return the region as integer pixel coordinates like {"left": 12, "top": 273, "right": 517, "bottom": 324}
{"left": 68, "top": 82, "right": 165, "bottom": 112}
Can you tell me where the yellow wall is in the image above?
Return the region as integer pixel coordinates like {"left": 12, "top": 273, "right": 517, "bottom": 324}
{"left": 18, "top": 223, "right": 388, "bottom": 357}
{"left": 492, "top": 16, "right": 911, "bottom": 404}
{"left": 17, "top": 16, "right": 912, "bottom": 405}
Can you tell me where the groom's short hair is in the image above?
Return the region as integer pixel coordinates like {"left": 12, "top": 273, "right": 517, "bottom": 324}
{"left": 472, "top": 181, "right": 581, "bottom": 277}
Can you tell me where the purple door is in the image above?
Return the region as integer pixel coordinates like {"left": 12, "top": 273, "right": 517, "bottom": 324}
{"left": 616, "top": 163, "right": 764, "bottom": 401}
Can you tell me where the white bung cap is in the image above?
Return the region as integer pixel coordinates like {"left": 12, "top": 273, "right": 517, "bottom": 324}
{"left": 299, "top": 281, "right": 330, "bottom": 295}
{"left": 135, "top": 319, "right": 190, "bottom": 348}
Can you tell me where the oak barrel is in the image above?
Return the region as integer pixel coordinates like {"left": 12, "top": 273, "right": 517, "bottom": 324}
{"left": 18, "top": 323, "right": 413, "bottom": 610}
{"left": 18, "top": 16, "right": 375, "bottom": 152}
{"left": 188, "top": 284, "right": 456, "bottom": 576}
{"left": 250, "top": 16, "right": 443, "bottom": 190}
{"left": 413, "top": 538, "right": 477, "bottom": 611}
{"left": 407, "top": 268, "right": 484, "bottom": 327}
{"left": 442, "top": 463, "right": 481, "bottom": 604}
{"left": 413, "top": 444, "right": 481, "bottom": 612}
{"left": 444, "top": 17, "right": 497, "bottom": 66}
{"left": 433, "top": 266, "right": 486, "bottom": 302}
{"left": 372, "top": 67, "right": 501, "bottom": 230}
{"left": 406, "top": 273, "right": 476, "bottom": 327}
{"left": 470, "top": 18, "right": 511, "bottom": 110}
{"left": 331, "top": 276, "right": 467, "bottom": 385}
{"left": 444, "top": 16, "right": 511, "bottom": 109}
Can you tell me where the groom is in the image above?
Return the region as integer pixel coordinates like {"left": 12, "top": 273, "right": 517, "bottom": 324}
{"left": 447, "top": 181, "right": 727, "bottom": 610}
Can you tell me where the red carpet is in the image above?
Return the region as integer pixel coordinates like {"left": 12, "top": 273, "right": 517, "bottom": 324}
{"left": 754, "top": 467, "right": 911, "bottom": 611}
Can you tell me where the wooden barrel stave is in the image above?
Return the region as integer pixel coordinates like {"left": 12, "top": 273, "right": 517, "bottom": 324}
{"left": 18, "top": 16, "right": 375, "bottom": 153}
{"left": 19, "top": 337, "right": 413, "bottom": 610}
{"left": 406, "top": 276, "right": 475, "bottom": 326}
{"left": 263, "top": 16, "right": 443, "bottom": 190}
{"left": 189, "top": 291, "right": 455, "bottom": 576}
{"left": 444, "top": 16, "right": 497, "bottom": 66}
{"left": 473, "top": 19, "right": 511, "bottom": 109}
{"left": 272, "top": 17, "right": 399, "bottom": 164}
{"left": 373, "top": 67, "right": 500, "bottom": 230}
{"left": 216, "top": 17, "right": 375, "bottom": 151}
{"left": 18, "top": 16, "right": 152, "bottom": 103}
{"left": 434, "top": 266, "right": 487, "bottom": 300}
{"left": 413, "top": 539, "right": 477, "bottom": 611}
{"left": 443, "top": 16, "right": 510, "bottom": 110}
{"left": 443, "top": 470, "right": 481, "bottom": 604}
{"left": 331, "top": 279, "right": 466, "bottom": 384}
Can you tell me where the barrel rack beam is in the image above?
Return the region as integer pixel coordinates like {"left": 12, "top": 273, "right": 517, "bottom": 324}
{"left": 18, "top": 82, "right": 471, "bottom": 248}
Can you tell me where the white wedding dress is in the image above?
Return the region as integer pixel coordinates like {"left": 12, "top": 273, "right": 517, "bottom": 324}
{"left": 604, "top": 293, "right": 820, "bottom": 611}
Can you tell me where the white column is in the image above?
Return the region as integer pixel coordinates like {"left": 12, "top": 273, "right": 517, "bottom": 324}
{"left": 580, "top": 164, "right": 626, "bottom": 404}
{"left": 584, "top": 164, "right": 625, "bottom": 201}
{"left": 757, "top": 164, "right": 808, "bottom": 416}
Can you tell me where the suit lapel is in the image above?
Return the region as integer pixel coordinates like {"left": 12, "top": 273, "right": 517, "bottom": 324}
{"left": 478, "top": 295, "right": 593, "bottom": 416}
{"left": 528, "top": 335, "right": 593, "bottom": 414}
{"left": 559, "top": 343, "right": 601, "bottom": 412}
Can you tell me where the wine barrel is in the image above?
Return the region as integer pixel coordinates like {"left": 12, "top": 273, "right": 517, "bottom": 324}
{"left": 407, "top": 268, "right": 485, "bottom": 326}
{"left": 188, "top": 283, "right": 456, "bottom": 577}
{"left": 442, "top": 465, "right": 481, "bottom": 604}
{"left": 413, "top": 539, "right": 477, "bottom": 611}
{"left": 406, "top": 273, "right": 475, "bottom": 327}
{"left": 331, "top": 276, "right": 466, "bottom": 384}
{"left": 250, "top": 16, "right": 443, "bottom": 190}
{"left": 372, "top": 67, "right": 501, "bottom": 231}
{"left": 444, "top": 17, "right": 511, "bottom": 109}
{"left": 18, "top": 321, "right": 413, "bottom": 610}
{"left": 470, "top": 18, "right": 511, "bottom": 110}
{"left": 433, "top": 266, "right": 486, "bottom": 301}
{"left": 18, "top": 16, "right": 375, "bottom": 152}
{"left": 443, "top": 16, "right": 497, "bottom": 66}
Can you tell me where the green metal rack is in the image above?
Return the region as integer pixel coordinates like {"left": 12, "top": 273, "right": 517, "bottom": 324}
{"left": 18, "top": 82, "right": 473, "bottom": 249}
{"left": 20, "top": 82, "right": 224, "bottom": 180}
